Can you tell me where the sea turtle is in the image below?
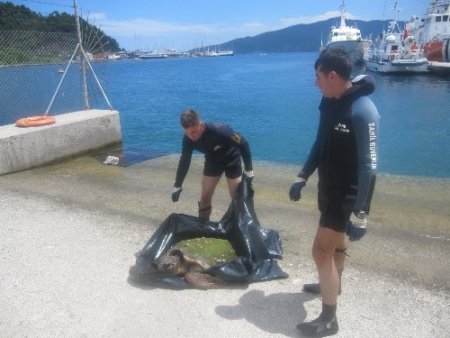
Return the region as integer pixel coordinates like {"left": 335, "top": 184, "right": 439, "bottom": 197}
{"left": 153, "top": 248, "right": 226, "bottom": 290}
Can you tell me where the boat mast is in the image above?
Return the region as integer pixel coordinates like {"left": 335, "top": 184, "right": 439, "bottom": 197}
{"left": 339, "top": 1, "right": 347, "bottom": 28}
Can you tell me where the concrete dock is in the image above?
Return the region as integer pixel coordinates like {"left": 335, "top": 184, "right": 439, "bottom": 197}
{"left": 0, "top": 155, "right": 449, "bottom": 337}
{"left": 0, "top": 109, "right": 121, "bottom": 175}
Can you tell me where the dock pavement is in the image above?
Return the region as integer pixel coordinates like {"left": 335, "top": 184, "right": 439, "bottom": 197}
{"left": 1, "top": 155, "right": 449, "bottom": 337}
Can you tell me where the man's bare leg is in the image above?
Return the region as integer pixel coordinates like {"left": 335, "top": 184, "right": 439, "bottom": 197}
{"left": 304, "top": 233, "right": 347, "bottom": 295}
{"left": 297, "top": 227, "right": 341, "bottom": 335}
{"left": 313, "top": 227, "right": 343, "bottom": 305}
{"left": 199, "top": 175, "right": 221, "bottom": 221}
{"left": 226, "top": 176, "right": 242, "bottom": 200}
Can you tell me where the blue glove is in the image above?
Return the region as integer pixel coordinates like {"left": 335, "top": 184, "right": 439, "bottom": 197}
{"left": 172, "top": 187, "right": 183, "bottom": 202}
{"left": 289, "top": 177, "right": 306, "bottom": 201}
{"left": 346, "top": 211, "right": 368, "bottom": 241}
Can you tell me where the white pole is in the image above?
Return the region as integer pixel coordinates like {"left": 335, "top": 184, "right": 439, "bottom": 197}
{"left": 73, "top": 0, "right": 90, "bottom": 109}
{"left": 45, "top": 44, "right": 80, "bottom": 115}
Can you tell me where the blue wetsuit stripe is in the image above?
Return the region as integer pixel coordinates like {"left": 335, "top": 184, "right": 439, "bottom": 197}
{"left": 352, "top": 96, "right": 380, "bottom": 212}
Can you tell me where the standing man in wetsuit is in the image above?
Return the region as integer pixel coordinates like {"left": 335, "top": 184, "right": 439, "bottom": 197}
{"left": 289, "top": 48, "right": 380, "bottom": 336}
{"left": 172, "top": 109, "right": 254, "bottom": 221}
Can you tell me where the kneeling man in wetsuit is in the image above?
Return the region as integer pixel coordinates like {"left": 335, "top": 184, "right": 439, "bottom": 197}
{"left": 172, "top": 108, "right": 254, "bottom": 221}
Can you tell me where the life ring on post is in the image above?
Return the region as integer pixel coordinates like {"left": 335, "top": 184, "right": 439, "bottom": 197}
{"left": 15, "top": 115, "right": 56, "bottom": 128}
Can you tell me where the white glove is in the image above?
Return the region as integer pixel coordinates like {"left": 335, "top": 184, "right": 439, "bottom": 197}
{"left": 243, "top": 170, "right": 254, "bottom": 178}
{"left": 346, "top": 211, "right": 368, "bottom": 241}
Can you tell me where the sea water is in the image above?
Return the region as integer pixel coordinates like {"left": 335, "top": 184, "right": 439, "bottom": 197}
{"left": 2, "top": 52, "right": 449, "bottom": 178}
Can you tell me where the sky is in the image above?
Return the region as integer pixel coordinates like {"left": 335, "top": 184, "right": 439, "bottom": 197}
{"left": 11, "top": 0, "right": 428, "bottom": 51}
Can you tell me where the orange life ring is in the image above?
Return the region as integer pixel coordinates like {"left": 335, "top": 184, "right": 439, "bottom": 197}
{"left": 15, "top": 115, "right": 56, "bottom": 128}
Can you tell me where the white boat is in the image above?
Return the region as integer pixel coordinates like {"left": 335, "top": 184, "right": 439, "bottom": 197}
{"left": 137, "top": 51, "right": 168, "bottom": 59}
{"left": 321, "top": 1, "right": 371, "bottom": 65}
{"left": 365, "top": 6, "right": 429, "bottom": 74}
{"left": 195, "top": 48, "right": 234, "bottom": 57}
{"left": 217, "top": 50, "right": 234, "bottom": 56}
{"left": 406, "top": 0, "right": 450, "bottom": 73}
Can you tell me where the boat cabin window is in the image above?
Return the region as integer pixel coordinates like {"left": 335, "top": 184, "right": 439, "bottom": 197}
{"left": 436, "top": 16, "right": 442, "bottom": 22}
{"left": 333, "top": 32, "right": 339, "bottom": 36}
{"left": 391, "top": 45, "right": 399, "bottom": 51}
{"left": 443, "top": 15, "right": 449, "bottom": 22}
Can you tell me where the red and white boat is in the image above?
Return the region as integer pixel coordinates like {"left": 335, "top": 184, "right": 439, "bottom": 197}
{"left": 407, "top": 0, "right": 450, "bottom": 72}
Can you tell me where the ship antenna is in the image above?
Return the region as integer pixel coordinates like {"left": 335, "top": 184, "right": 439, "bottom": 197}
{"left": 339, "top": 1, "right": 346, "bottom": 28}
{"left": 382, "top": 0, "right": 387, "bottom": 32}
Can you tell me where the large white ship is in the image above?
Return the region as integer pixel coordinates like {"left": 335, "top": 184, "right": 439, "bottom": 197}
{"left": 365, "top": 14, "right": 429, "bottom": 74}
{"left": 321, "top": 1, "right": 371, "bottom": 66}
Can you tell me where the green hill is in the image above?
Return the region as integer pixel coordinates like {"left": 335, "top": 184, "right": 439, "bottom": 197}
{"left": 1, "top": 1, "right": 402, "bottom": 55}
{"left": 213, "top": 18, "right": 402, "bottom": 54}
{"left": 0, "top": 1, "right": 120, "bottom": 52}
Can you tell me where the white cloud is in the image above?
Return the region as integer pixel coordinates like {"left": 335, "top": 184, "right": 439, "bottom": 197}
{"left": 238, "top": 22, "right": 271, "bottom": 33}
{"left": 88, "top": 14, "right": 271, "bottom": 49}
{"left": 86, "top": 12, "right": 107, "bottom": 21}
{"left": 85, "top": 11, "right": 362, "bottom": 50}
{"left": 96, "top": 18, "right": 213, "bottom": 37}
{"left": 279, "top": 10, "right": 358, "bottom": 27}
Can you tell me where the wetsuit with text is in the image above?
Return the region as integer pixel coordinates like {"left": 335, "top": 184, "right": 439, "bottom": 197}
{"left": 174, "top": 122, "right": 253, "bottom": 188}
{"left": 298, "top": 75, "right": 380, "bottom": 231}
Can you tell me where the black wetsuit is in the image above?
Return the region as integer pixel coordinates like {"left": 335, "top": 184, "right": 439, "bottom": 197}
{"left": 298, "top": 75, "right": 380, "bottom": 232}
{"left": 174, "top": 122, "right": 253, "bottom": 188}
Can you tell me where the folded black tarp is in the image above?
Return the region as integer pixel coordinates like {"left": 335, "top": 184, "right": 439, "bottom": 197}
{"left": 130, "top": 179, "right": 288, "bottom": 285}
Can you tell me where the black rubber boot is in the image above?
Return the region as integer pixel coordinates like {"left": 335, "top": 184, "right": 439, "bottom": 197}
{"left": 296, "top": 316, "right": 338, "bottom": 337}
{"left": 302, "top": 283, "right": 342, "bottom": 295}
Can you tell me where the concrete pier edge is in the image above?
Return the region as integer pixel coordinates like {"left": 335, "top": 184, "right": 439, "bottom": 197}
{"left": 0, "top": 109, "right": 122, "bottom": 175}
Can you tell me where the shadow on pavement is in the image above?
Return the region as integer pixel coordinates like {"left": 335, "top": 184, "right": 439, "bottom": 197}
{"left": 215, "top": 289, "right": 315, "bottom": 337}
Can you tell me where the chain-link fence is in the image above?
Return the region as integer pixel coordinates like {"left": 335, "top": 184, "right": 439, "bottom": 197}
{"left": 0, "top": 30, "right": 112, "bottom": 126}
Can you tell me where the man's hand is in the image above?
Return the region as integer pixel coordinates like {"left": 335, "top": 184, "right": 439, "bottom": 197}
{"left": 289, "top": 177, "right": 306, "bottom": 201}
{"left": 346, "top": 211, "right": 368, "bottom": 241}
{"left": 172, "top": 187, "right": 183, "bottom": 202}
{"left": 243, "top": 170, "right": 254, "bottom": 183}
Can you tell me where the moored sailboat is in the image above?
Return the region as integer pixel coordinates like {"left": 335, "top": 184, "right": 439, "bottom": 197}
{"left": 365, "top": 4, "right": 429, "bottom": 74}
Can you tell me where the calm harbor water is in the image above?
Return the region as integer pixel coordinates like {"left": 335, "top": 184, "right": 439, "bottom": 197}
{"left": 2, "top": 52, "right": 450, "bottom": 178}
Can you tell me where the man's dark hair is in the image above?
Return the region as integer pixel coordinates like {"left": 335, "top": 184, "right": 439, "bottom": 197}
{"left": 314, "top": 48, "right": 352, "bottom": 81}
{"left": 180, "top": 109, "right": 201, "bottom": 128}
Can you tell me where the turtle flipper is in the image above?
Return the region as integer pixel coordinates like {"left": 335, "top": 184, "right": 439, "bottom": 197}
{"left": 184, "top": 271, "right": 226, "bottom": 290}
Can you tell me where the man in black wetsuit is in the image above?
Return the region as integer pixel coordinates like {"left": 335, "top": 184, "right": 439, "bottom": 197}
{"left": 172, "top": 109, "right": 253, "bottom": 221}
{"left": 289, "top": 49, "right": 380, "bottom": 336}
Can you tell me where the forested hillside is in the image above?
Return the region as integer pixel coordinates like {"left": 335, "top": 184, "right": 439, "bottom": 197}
{"left": 216, "top": 17, "right": 401, "bottom": 53}
{"left": 0, "top": 1, "right": 120, "bottom": 52}
{"left": 1, "top": 1, "right": 402, "bottom": 55}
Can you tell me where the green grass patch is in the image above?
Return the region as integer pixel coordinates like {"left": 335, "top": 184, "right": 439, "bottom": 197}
{"left": 174, "top": 237, "right": 236, "bottom": 266}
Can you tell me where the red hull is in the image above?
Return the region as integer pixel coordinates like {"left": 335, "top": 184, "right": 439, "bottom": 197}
{"left": 424, "top": 39, "right": 450, "bottom": 62}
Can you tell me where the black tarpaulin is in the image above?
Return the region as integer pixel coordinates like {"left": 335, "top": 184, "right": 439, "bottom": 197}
{"left": 131, "top": 179, "right": 288, "bottom": 285}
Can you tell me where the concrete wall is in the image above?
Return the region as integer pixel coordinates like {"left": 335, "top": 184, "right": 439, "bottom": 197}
{"left": 0, "top": 109, "right": 122, "bottom": 175}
